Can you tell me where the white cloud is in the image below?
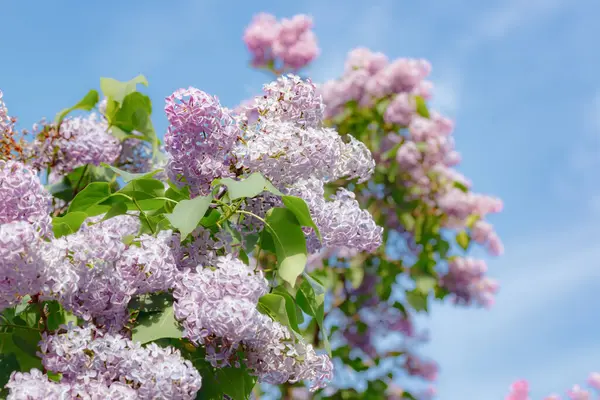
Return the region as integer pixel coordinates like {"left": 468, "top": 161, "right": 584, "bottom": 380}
{"left": 419, "top": 219, "right": 600, "bottom": 399}
{"left": 456, "top": 0, "right": 566, "bottom": 52}
{"left": 429, "top": 66, "right": 462, "bottom": 117}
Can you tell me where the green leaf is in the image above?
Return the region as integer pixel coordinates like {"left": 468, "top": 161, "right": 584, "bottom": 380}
{"left": 44, "top": 301, "right": 67, "bottom": 331}
{"left": 46, "top": 179, "right": 73, "bottom": 201}
{"left": 218, "top": 173, "right": 282, "bottom": 200}
{"left": 415, "top": 276, "right": 438, "bottom": 294}
{"left": 128, "top": 293, "right": 173, "bottom": 313}
{"left": 453, "top": 180, "right": 469, "bottom": 193}
{"left": 101, "top": 163, "right": 161, "bottom": 183}
{"left": 258, "top": 293, "right": 300, "bottom": 334}
{"left": 132, "top": 304, "right": 182, "bottom": 344}
{"left": 281, "top": 195, "right": 321, "bottom": 240}
{"left": 165, "top": 195, "right": 212, "bottom": 240}
{"left": 68, "top": 182, "right": 111, "bottom": 213}
{"left": 405, "top": 289, "right": 428, "bottom": 313}
{"left": 118, "top": 178, "right": 165, "bottom": 200}
{"left": 52, "top": 211, "right": 88, "bottom": 238}
{"left": 112, "top": 92, "right": 152, "bottom": 132}
{"left": 0, "top": 333, "right": 42, "bottom": 371}
{"left": 0, "top": 352, "right": 19, "bottom": 391}
{"left": 100, "top": 75, "right": 148, "bottom": 104}
{"left": 415, "top": 95, "right": 430, "bottom": 118}
{"left": 456, "top": 231, "right": 470, "bottom": 250}
{"left": 296, "top": 279, "right": 330, "bottom": 354}
{"left": 12, "top": 331, "right": 40, "bottom": 358}
{"left": 264, "top": 208, "right": 307, "bottom": 287}
{"left": 217, "top": 366, "right": 257, "bottom": 400}
{"left": 102, "top": 201, "right": 129, "bottom": 222}
{"left": 14, "top": 296, "right": 31, "bottom": 316}
{"left": 399, "top": 212, "right": 415, "bottom": 231}
{"left": 55, "top": 90, "right": 99, "bottom": 126}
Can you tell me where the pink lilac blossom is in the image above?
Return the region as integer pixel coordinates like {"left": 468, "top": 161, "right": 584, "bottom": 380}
{"left": 33, "top": 324, "right": 203, "bottom": 399}
{"left": 320, "top": 48, "right": 503, "bottom": 265}
{"left": 0, "top": 160, "right": 52, "bottom": 236}
{"left": 6, "top": 369, "right": 139, "bottom": 400}
{"left": 28, "top": 114, "right": 121, "bottom": 177}
{"left": 163, "top": 87, "right": 239, "bottom": 197}
{"left": 173, "top": 255, "right": 333, "bottom": 390}
{"left": 47, "top": 215, "right": 178, "bottom": 331}
{"left": 0, "top": 90, "right": 13, "bottom": 135}
{"left": 505, "top": 377, "right": 600, "bottom": 400}
{"left": 117, "top": 132, "right": 153, "bottom": 173}
{"left": 0, "top": 221, "right": 51, "bottom": 311}
{"left": 439, "top": 257, "right": 498, "bottom": 308}
{"left": 243, "top": 13, "right": 318, "bottom": 71}
{"left": 403, "top": 354, "right": 438, "bottom": 382}
{"left": 287, "top": 179, "right": 383, "bottom": 253}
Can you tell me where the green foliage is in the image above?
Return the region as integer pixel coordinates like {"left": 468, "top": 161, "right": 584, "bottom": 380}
{"left": 258, "top": 292, "right": 301, "bottom": 334}
{"left": 52, "top": 211, "right": 88, "bottom": 237}
{"left": 101, "top": 163, "right": 162, "bottom": 183}
{"left": 55, "top": 89, "right": 99, "bottom": 126}
{"left": 263, "top": 207, "right": 307, "bottom": 287}
{"left": 165, "top": 194, "right": 212, "bottom": 240}
{"left": 100, "top": 75, "right": 148, "bottom": 105}
{"left": 218, "top": 172, "right": 282, "bottom": 200}
{"left": 296, "top": 276, "right": 330, "bottom": 354}
{"left": 281, "top": 195, "right": 321, "bottom": 240}
{"left": 67, "top": 182, "right": 112, "bottom": 214}
{"left": 132, "top": 303, "right": 182, "bottom": 344}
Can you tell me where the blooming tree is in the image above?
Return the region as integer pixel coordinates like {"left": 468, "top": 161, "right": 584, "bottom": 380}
{"left": 0, "top": 9, "right": 583, "bottom": 400}
{"left": 242, "top": 13, "right": 503, "bottom": 400}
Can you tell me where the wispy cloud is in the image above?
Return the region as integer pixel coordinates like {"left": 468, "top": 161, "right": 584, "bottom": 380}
{"left": 455, "top": 0, "right": 566, "bottom": 53}
{"left": 420, "top": 219, "right": 600, "bottom": 399}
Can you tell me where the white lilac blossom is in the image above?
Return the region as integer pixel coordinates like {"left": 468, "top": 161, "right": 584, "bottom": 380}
{"left": 287, "top": 179, "right": 383, "bottom": 253}
{"left": 244, "top": 314, "right": 334, "bottom": 391}
{"left": 163, "top": 87, "right": 240, "bottom": 197}
{"left": 234, "top": 74, "right": 375, "bottom": 187}
{"left": 173, "top": 255, "right": 333, "bottom": 390}
{"left": 29, "top": 114, "right": 121, "bottom": 177}
{"left": 117, "top": 133, "right": 154, "bottom": 173}
{"left": 0, "top": 159, "right": 52, "bottom": 236}
{"left": 47, "top": 215, "right": 178, "bottom": 331}
{"left": 0, "top": 221, "right": 51, "bottom": 311}
{"left": 171, "top": 226, "right": 230, "bottom": 269}
{"left": 30, "top": 324, "right": 203, "bottom": 399}
{"left": 231, "top": 74, "right": 382, "bottom": 253}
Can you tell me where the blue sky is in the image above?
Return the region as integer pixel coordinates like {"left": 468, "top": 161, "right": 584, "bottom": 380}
{"left": 2, "top": 0, "right": 600, "bottom": 398}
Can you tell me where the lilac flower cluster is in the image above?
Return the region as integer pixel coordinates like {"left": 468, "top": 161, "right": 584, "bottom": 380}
{"left": 5, "top": 324, "right": 202, "bottom": 399}
{"left": 0, "top": 160, "right": 52, "bottom": 236}
{"left": 243, "top": 13, "right": 318, "bottom": 72}
{"left": 234, "top": 75, "right": 382, "bottom": 253}
{"left": 0, "top": 221, "right": 50, "bottom": 311}
{"left": 0, "top": 90, "right": 13, "bottom": 135}
{"left": 171, "top": 226, "right": 230, "bottom": 269}
{"left": 7, "top": 369, "right": 139, "bottom": 400}
{"left": 320, "top": 47, "right": 503, "bottom": 305}
{"left": 163, "top": 88, "right": 239, "bottom": 197}
{"left": 47, "top": 215, "right": 178, "bottom": 330}
{"left": 173, "top": 255, "right": 333, "bottom": 390}
{"left": 507, "top": 373, "right": 600, "bottom": 400}
{"left": 28, "top": 114, "right": 121, "bottom": 177}
{"left": 117, "top": 132, "right": 154, "bottom": 173}
{"left": 0, "top": 160, "right": 54, "bottom": 310}
{"left": 439, "top": 257, "right": 499, "bottom": 308}
{"left": 287, "top": 179, "right": 383, "bottom": 253}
